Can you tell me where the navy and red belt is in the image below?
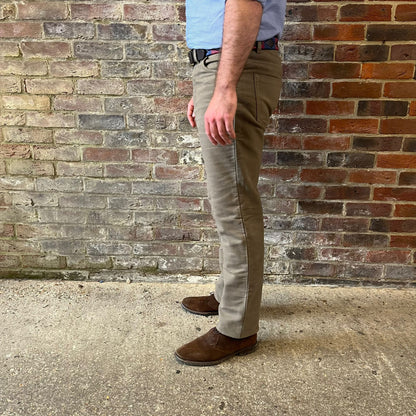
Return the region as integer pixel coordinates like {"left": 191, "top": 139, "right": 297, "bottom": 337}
{"left": 188, "top": 35, "right": 279, "bottom": 66}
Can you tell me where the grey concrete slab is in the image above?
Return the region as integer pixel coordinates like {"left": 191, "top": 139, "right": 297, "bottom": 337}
{"left": 0, "top": 280, "right": 415, "bottom": 416}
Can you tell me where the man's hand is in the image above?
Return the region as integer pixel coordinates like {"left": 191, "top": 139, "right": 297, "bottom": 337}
{"left": 203, "top": 0, "right": 262, "bottom": 146}
{"left": 187, "top": 96, "right": 196, "bottom": 128}
{"left": 204, "top": 88, "right": 237, "bottom": 146}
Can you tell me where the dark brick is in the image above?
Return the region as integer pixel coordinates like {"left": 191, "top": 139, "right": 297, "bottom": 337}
{"left": 283, "top": 44, "right": 334, "bottom": 62}
{"left": 276, "top": 151, "right": 323, "bottom": 166}
{"left": 367, "top": 25, "right": 416, "bottom": 41}
{"left": 281, "top": 82, "right": 330, "bottom": 98}
{"left": 352, "top": 136, "right": 403, "bottom": 151}
{"left": 74, "top": 42, "right": 123, "bottom": 59}
{"left": 357, "top": 101, "right": 408, "bottom": 117}
{"left": 97, "top": 24, "right": 146, "bottom": 40}
{"left": 101, "top": 61, "right": 151, "bottom": 78}
{"left": 78, "top": 115, "right": 125, "bottom": 130}
{"left": 399, "top": 172, "right": 416, "bottom": 185}
{"left": 298, "top": 201, "right": 343, "bottom": 215}
{"left": 403, "top": 139, "right": 416, "bottom": 152}
{"left": 325, "top": 186, "right": 371, "bottom": 201}
{"left": 327, "top": 153, "right": 375, "bottom": 168}
{"left": 336, "top": 44, "right": 389, "bottom": 62}
{"left": 125, "top": 43, "right": 176, "bottom": 60}
{"left": 391, "top": 45, "right": 416, "bottom": 61}
{"left": 343, "top": 233, "right": 389, "bottom": 247}
{"left": 278, "top": 118, "right": 328, "bottom": 134}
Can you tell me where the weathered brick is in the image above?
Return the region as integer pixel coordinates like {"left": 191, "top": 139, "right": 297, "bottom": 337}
{"left": 74, "top": 42, "right": 123, "bottom": 60}
{"left": 44, "top": 22, "right": 94, "bottom": 39}
{"left": 33, "top": 146, "right": 80, "bottom": 162}
{"left": 4, "top": 127, "right": 53, "bottom": 144}
{"left": 324, "top": 186, "right": 371, "bottom": 201}
{"left": 101, "top": 61, "right": 151, "bottom": 78}
{"left": 25, "top": 79, "right": 73, "bottom": 95}
{"left": 303, "top": 136, "right": 350, "bottom": 151}
{"left": 0, "top": 60, "right": 47, "bottom": 76}
{"left": 394, "top": 204, "right": 416, "bottom": 217}
{"left": 301, "top": 168, "right": 347, "bottom": 183}
{"left": 54, "top": 96, "right": 102, "bottom": 112}
{"left": 18, "top": 2, "right": 68, "bottom": 20}
{"left": 321, "top": 217, "right": 369, "bottom": 232}
{"left": 125, "top": 43, "right": 176, "bottom": 60}
{"left": 0, "top": 42, "right": 19, "bottom": 57}
{"left": 78, "top": 115, "right": 125, "bottom": 130}
{"left": 281, "top": 82, "right": 330, "bottom": 98}
{"left": 127, "top": 80, "right": 174, "bottom": 96}
{"left": 50, "top": 61, "right": 99, "bottom": 78}
{"left": 343, "top": 234, "right": 388, "bottom": 248}
{"left": 327, "top": 152, "right": 375, "bottom": 168}
{"left": 377, "top": 154, "right": 416, "bottom": 169}
{"left": 298, "top": 201, "right": 343, "bottom": 215}
{"left": 27, "top": 113, "right": 75, "bottom": 128}
{"left": 21, "top": 41, "right": 71, "bottom": 58}
{"left": 0, "top": 76, "right": 21, "bottom": 93}
{"left": 124, "top": 4, "right": 176, "bottom": 21}
{"left": 374, "top": 187, "right": 416, "bottom": 202}
{"left": 55, "top": 130, "right": 102, "bottom": 145}
{"left": 77, "top": 79, "right": 125, "bottom": 96}
{"left": 83, "top": 148, "right": 129, "bottom": 162}
{"left": 309, "top": 63, "right": 361, "bottom": 79}
{"left": 152, "top": 24, "right": 185, "bottom": 41}
{"left": 391, "top": 45, "right": 416, "bottom": 61}
{"left": 8, "top": 160, "right": 54, "bottom": 176}
{"left": 0, "top": 22, "right": 42, "bottom": 38}
{"left": 283, "top": 44, "right": 334, "bottom": 62}
{"left": 1, "top": 95, "right": 50, "bottom": 110}
{"left": 71, "top": 4, "right": 122, "bottom": 21}
{"left": 98, "top": 24, "right": 146, "bottom": 40}
{"left": 346, "top": 203, "right": 392, "bottom": 218}
{"left": 286, "top": 5, "right": 337, "bottom": 22}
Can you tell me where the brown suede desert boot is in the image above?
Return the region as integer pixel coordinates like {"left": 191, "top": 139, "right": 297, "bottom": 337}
{"left": 181, "top": 293, "right": 219, "bottom": 316}
{"left": 175, "top": 327, "right": 257, "bottom": 366}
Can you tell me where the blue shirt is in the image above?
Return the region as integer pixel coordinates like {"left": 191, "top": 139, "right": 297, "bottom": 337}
{"left": 186, "top": 0, "right": 287, "bottom": 49}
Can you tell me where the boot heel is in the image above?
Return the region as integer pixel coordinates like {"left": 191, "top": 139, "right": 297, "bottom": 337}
{"left": 236, "top": 343, "right": 257, "bottom": 356}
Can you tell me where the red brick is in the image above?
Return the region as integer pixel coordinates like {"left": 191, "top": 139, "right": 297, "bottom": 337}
{"left": 306, "top": 101, "right": 354, "bottom": 115}
{"left": 71, "top": 4, "right": 122, "bottom": 21}
{"left": 374, "top": 187, "right": 416, "bottom": 202}
{"left": 384, "top": 82, "right": 416, "bottom": 98}
{"left": 332, "top": 82, "right": 382, "bottom": 98}
{"left": 303, "top": 136, "right": 350, "bottom": 150}
{"left": 105, "top": 164, "right": 150, "bottom": 178}
{"left": 260, "top": 168, "right": 298, "bottom": 181}
{"left": 329, "top": 119, "right": 379, "bottom": 134}
{"left": 132, "top": 149, "right": 179, "bottom": 165}
{"left": 300, "top": 168, "right": 347, "bottom": 183}
{"left": 395, "top": 4, "right": 416, "bottom": 21}
{"left": 83, "top": 148, "right": 129, "bottom": 162}
{"left": 362, "top": 63, "right": 415, "bottom": 79}
{"left": 399, "top": 173, "right": 416, "bottom": 186}
{"left": 340, "top": 4, "right": 391, "bottom": 21}
{"left": 314, "top": 24, "right": 365, "bottom": 41}
{"left": 394, "top": 204, "right": 416, "bottom": 217}
{"left": 409, "top": 102, "right": 416, "bottom": 116}
{"left": 390, "top": 235, "right": 416, "bottom": 248}
{"left": 321, "top": 217, "right": 369, "bottom": 232}
{"left": 0, "top": 23, "right": 42, "bottom": 38}
{"left": 26, "top": 113, "right": 75, "bottom": 128}
{"left": 0, "top": 145, "right": 31, "bottom": 159}
{"left": 324, "top": 186, "right": 370, "bottom": 200}
{"left": 336, "top": 44, "right": 389, "bottom": 62}
{"left": 366, "top": 250, "right": 410, "bottom": 264}
{"left": 380, "top": 119, "right": 416, "bottom": 135}
{"left": 349, "top": 170, "right": 396, "bottom": 184}
{"left": 152, "top": 25, "right": 185, "bottom": 42}
{"left": 377, "top": 153, "right": 416, "bottom": 168}
{"left": 309, "top": 63, "right": 361, "bottom": 79}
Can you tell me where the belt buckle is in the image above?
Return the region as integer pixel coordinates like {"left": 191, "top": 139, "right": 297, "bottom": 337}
{"left": 188, "top": 49, "right": 207, "bottom": 66}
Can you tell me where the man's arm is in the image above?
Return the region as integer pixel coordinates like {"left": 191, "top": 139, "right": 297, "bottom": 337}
{"left": 204, "top": 0, "right": 263, "bottom": 146}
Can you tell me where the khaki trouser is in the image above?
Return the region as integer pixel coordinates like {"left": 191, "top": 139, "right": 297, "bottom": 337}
{"left": 192, "top": 49, "right": 282, "bottom": 339}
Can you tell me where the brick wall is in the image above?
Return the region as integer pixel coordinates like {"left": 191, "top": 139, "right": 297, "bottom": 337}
{"left": 1, "top": 1, "right": 415, "bottom": 285}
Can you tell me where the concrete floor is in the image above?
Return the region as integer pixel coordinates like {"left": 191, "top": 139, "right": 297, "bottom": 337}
{"left": 0, "top": 279, "right": 415, "bottom": 416}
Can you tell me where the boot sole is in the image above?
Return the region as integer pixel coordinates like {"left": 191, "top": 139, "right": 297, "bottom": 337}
{"left": 181, "top": 303, "right": 219, "bottom": 316}
{"left": 174, "top": 343, "right": 257, "bottom": 366}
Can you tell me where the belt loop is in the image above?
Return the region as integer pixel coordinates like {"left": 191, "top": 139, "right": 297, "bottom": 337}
{"left": 255, "top": 40, "right": 261, "bottom": 53}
